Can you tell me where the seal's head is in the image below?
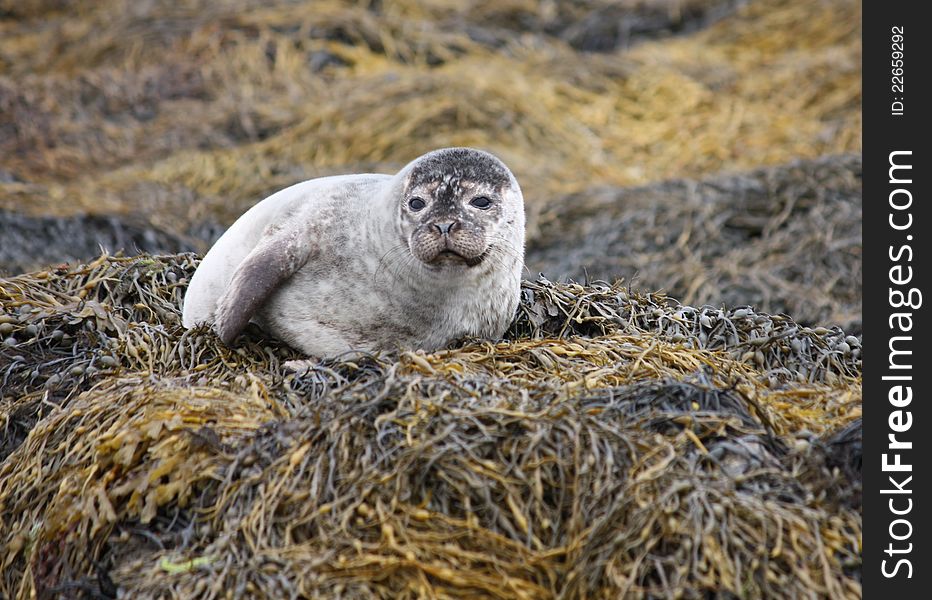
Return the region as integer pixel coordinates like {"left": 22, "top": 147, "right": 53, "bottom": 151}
{"left": 397, "top": 148, "right": 525, "bottom": 271}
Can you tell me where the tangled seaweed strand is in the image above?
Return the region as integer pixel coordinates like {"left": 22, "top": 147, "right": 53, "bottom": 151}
{"left": 1, "top": 254, "right": 860, "bottom": 598}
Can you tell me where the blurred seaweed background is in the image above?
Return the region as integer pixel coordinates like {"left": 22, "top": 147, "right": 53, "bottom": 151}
{"left": 1, "top": 0, "right": 861, "bottom": 331}
{"left": 1, "top": 0, "right": 861, "bottom": 598}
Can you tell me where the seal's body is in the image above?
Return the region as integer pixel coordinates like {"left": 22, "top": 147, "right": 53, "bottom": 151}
{"left": 182, "top": 148, "right": 525, "bottom": 357}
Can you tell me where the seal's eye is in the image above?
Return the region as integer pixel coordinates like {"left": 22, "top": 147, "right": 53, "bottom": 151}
{"left": 408, "top": 197, "right": 426, "bottom": 211}
{"left": 470, "top": 196, "right": 492, "bottom": 209}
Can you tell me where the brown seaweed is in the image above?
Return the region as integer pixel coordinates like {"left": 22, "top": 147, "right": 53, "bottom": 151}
{"left": 1, "top": 254, "right": 861, "bottom": 598}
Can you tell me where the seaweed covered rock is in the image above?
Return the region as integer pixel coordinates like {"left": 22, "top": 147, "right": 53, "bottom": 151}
{"left": 527, "top": 154, "right": 862, "bottom": 333}
{"left": 1, "top": 254, "right": 861, "bottom": 598}
{"left": 0, "top": 209, "right": 222, "bottom": 277}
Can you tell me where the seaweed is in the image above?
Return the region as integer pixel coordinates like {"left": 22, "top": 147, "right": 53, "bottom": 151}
{"left": 1, "top": 254, "right": 861, "bottom": 598}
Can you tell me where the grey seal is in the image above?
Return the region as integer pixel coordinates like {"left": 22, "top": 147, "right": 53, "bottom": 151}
{"left": 182, "top": 147, "right": 526, "bottom": 357}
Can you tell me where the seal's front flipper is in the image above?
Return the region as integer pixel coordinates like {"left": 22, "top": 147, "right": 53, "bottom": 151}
{"left": 283, "top": 358, "right": 317, "bottom": 374}
{"left": 214, "top": 229, "right": 312, "bottom": 346}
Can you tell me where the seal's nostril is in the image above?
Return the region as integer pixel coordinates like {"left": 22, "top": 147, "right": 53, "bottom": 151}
{"left": 435, "top": 222, "right": 456, "bottom": 235}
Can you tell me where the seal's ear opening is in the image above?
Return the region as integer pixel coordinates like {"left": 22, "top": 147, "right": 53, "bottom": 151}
{"left": 214, "top": 234, "right": 312, "bottom": 345}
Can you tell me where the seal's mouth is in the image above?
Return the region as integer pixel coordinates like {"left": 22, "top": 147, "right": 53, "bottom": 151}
{"left": 428, "top": 249, "right": 487, "bottom": 268}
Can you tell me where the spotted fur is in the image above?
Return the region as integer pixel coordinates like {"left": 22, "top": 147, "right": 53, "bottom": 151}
{"left": 182, "top": 148, "right": 526, "bottom": 357}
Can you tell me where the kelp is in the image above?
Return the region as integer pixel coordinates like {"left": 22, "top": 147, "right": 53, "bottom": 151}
{"left": 1, "top": 254, "right": 861, "bottom": 598}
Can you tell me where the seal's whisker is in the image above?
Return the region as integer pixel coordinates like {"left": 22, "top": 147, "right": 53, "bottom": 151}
{"left": 374, "top": 243, "right": 411, "bottom": 283}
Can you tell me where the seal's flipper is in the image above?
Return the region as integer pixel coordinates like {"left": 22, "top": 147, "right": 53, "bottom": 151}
{"left": 214, "top": 231, "right": 312, "bottom": 345}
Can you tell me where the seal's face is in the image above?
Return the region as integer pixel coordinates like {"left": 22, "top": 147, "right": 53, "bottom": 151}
{"left": 399, "top": 148, "right": 524, "bottom": 272}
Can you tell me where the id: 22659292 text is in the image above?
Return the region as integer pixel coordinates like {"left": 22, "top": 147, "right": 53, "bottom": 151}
{"left": 891, "top": 26, "right": 904, "bottom": 115}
